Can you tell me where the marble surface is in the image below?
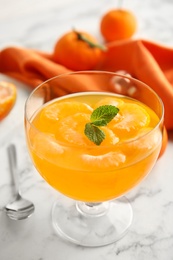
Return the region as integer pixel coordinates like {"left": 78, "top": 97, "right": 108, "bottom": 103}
{"left": 0, "top": 0, "right": 173, "bottom": 259}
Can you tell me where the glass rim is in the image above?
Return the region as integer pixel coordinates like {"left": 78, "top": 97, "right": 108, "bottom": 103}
{"left": 25, "top": 71, "right": 164, "bottom": 147}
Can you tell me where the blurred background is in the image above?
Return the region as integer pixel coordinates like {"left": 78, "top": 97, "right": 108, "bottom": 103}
{"left": 1, "top": 0, "right": 173, "bottom": 52}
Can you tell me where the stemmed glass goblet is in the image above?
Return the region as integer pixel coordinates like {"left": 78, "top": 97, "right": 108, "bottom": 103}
{"left": 24, "top": 71, "right": 164, "bottom": 247}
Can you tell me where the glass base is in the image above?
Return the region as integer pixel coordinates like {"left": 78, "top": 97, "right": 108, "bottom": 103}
{"left": 52, "top": 196, "right": 133, "bottom": 247}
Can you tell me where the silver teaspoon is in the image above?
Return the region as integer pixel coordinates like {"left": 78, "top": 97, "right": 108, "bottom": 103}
{"left": 5, "top": 144, "right": 35, "bottom": 220}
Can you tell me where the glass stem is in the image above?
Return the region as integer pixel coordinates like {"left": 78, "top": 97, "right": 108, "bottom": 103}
{"left": 85, "top": 202, "right": 101, "bottom": 207}
{"left": 76, "top": 201, "right": 109, "bottom": 217}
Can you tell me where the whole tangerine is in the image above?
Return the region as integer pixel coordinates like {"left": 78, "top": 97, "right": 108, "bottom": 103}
{"left": 53, "top": 30, "right": 106, "bottom": 70}
{"left": 100, "top": 9, "right": 137, "bottom": 42}
{"left": 0, "top": 81, "right": 17, "bottom": 121}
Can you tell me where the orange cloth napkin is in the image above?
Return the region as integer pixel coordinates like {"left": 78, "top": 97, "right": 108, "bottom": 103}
{"left": 0, "top": 39, "right": 173, "bottom": 130}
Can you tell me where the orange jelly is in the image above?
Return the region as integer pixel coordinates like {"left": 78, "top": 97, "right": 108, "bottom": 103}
{"left": 27, "top": 93, "right": 162, "bottom": 202}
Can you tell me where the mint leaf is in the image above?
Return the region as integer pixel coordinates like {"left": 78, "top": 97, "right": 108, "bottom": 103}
{"left": 91, "top": 119, "right": 107, "bottom": 126}
{"left": 84, "top": 104, "right": 119, "bottom": 145}
{"left": 91, "top": 105, "right": 119, "bottom": 125}
{"left": 84, "top": 123, "right": 105, "bottom": 145}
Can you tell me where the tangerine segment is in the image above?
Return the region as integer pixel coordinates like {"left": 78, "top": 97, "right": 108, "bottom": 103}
{"left": 0, "top": 81, "right": 17, "bottom": 120}
{"left": 81, "top": 151, "right": 126, "bottom": 169}
{"left": 134, "top": 127, "right": 162, "bottom": 151}
{"left": 93, "top": 97, "right": 124, "bottom": 109}
{"left": 94, "top": 97, "right": 124, "bottom": 125}
{"left": 110, "top": 103, "right": 150, "bottom": 140}
{"left": 55, "top": 113, "right": 91, "bottom": 146}
{"left": 37, "top": 101, "right": 93, "bottom": 133}
{"left": 32, "top": 133, "right": 64, "bottom": 161}
{"left": 100, "top": 127, "right": 119, "bottom": 146}
{"left": 119, "top": 127, "right": 162, "bottom": 165}
{"left": 55, "top": 112, "right": 120, "bottom": 147}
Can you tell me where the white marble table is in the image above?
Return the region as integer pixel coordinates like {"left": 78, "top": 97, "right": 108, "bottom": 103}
{"left": 0, "top": 0, "right": 173, "bottom": 259}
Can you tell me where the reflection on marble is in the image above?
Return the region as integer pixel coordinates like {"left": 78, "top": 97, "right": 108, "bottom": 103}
{"left": 0, "top": 0, "right": 173, "bottom": 259}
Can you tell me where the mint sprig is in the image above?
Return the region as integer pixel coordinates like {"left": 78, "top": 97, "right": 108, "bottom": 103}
{"left": 84, "top": 105, "right": 119, "bottom": 145}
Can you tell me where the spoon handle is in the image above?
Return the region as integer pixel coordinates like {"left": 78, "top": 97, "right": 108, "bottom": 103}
{"left": 7, "top": 144, "right": 19, "bottom": 195}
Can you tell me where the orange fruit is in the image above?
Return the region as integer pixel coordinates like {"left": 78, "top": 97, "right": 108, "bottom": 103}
{"left": 0, "top": 81, "right": 17, "bottom": 121}
{"left": 53, "top": 30, "right": 105, "bottom": 70}
{"left": 100, "top": 9, "right": 137, "bottom": 42}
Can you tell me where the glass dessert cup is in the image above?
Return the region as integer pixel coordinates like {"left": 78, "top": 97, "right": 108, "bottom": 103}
{"left": 24, "top": 71, "right": 164, "bottom": 247}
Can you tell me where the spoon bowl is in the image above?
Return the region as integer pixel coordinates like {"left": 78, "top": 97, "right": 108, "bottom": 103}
{"left": 5, "top": 144, "right": 35, "bottom": 220}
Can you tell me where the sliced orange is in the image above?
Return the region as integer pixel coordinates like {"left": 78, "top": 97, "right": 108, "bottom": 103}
{"left": 0, "top": 81, "right": 17, "bottom": 121}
